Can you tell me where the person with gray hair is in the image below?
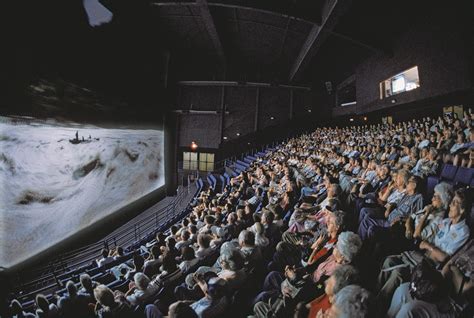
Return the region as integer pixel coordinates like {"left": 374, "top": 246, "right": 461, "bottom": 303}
{"left": 306, "top": 265, "right": 361, "bottom": 317}
{"left": 58, "top": 280, "right": 93, "bottom": 317}
{"left": 307, "top": 210, "right": 346, "bottom": 265}
{"left": 333, "top": 231, "right": 362, "bottom": 264}
{"left": 125, "top": 272, "right": 159, "bottom": 306}
{"left": 253, "top": 231, "right": 363, "bottom": 318}
{"left": 327, "top": 285, "right": 374, "bottom": 318}
{"left": 218, "top": 246, "right": 247, "bottom": 290}
{"left": 406, "top": 182, "right": 453, "bottom": 241}
{"left": 309, "top": 231, "right": 362, "bottom": 291}
{"left": 78, "top": 273, "right": 97, "bottom": 304}
{"left": 93, "top": 284, "right": 133, "bottom": 317}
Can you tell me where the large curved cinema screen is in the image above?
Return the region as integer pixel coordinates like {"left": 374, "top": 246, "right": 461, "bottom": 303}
{"left": 0, "top": 117, "right": 165, "bottom": 268}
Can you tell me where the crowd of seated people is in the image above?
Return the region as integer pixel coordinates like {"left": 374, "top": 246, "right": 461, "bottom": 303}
{"left": 7, "top": 110, "right": 474, "bottom": 318}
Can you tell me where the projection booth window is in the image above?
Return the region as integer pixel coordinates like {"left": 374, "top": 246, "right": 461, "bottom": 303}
{"left": 379, "top": 66, "right": 420, "bottom": 99}
{"left": 183, "top": 152, "right": 214, "bottom": 171}
{"left": 183, "top": 152, "right": 198, "bottom": 170}
{"left": 199, "top": 153, "right": 214, "bottom": 172}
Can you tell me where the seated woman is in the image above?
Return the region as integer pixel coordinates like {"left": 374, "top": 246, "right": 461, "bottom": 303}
{"left": 306, "top": 265, "right": 361, "bottom": 318}
{"left": 371, "top": 182, "right": 453, "bottom": 263}
{"left": 326, "top": 285, "right": 374, "bottom": 318}
{"left": 376, "top": 188, "right": 470, "bottom": 313}
{"left": 358, "top": 175, "right": 423, "bottom": 241}
{"left": 357, "top": 168, "right": 407, "bottom": 225}
{"left": 411, "top": 148, "right": 439, "bottom": 177}
{"left": 252, "top": 232, "right": 362, "bottom": 318}
{"left": 406, "top": 182, "right": 453, "bottom": 242}
{"left": 453, "top": 127, "right": 473, "bottom": 167}
{"left": 306, "top": 210, "right": 346, "bottom": 266}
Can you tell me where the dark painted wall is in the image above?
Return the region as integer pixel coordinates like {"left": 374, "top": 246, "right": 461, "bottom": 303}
{"left": 334, "top": 18, "right": 473, "bottom": 117}
{"left": 176, "top": 84, "right": 314, "bottom": 149}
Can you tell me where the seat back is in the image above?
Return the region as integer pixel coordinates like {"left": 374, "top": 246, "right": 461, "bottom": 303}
{"left": 453, "top": 167, "right": 474, "bottom": 186}
{"left": 440, "top": 164, "right": 458, "bottom": 181}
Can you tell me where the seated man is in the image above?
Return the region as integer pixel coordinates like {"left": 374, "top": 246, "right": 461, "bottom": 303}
{"left": 191, "top": 277, "right": 228, "bottom": 318}
{"left": 93, "top": 285, "right": 133, "bottom": 318}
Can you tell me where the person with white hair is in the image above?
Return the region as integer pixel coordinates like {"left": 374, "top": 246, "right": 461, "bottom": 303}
{"left": 406, "top": 182, "right": 453, "bottom": 241}
{"left": 377, "top": 188, "right": 470, "bottom": 313}
{"left": 326, "top": 285, "right": 374, "bottom": 318}
{"left": 307, "top": 265, "right": 361, "bottom": 317}
{"left": 252, "top": 232, "right": 363, "bottom": 318}
{"left": 125, "top": 272, "right": 159, "bottom": 306}
{"left": 310, "top": 231, "right": 363, "bottom": 284}
{"left": 93, "top": 284, "right": 133, "bottom": 317}
{"left": 218, "top": 245, "right": 247, "bottom": 290}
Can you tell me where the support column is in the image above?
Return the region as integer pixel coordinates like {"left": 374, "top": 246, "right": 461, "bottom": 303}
{"left": 289, "top": 89, "right": 294, "bottom": 120}
{"left": 219, "top": 86, "right": 226, "bottom": 140}
{"left": 254, "top": 87, "right": 260, "bottom": 132}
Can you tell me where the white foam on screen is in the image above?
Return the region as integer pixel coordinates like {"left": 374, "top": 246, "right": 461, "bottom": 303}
{"left": 0, "top": 122, "right": 164, "bottom": 268}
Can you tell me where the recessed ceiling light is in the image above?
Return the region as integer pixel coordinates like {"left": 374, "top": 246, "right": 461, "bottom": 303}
{"left": 223, "top": 136, "right": 228, "bottom": 140}
{"left": 307, "top": 109, "right": 312, "bottom": 113}
{"left": 349, "top": 118, "right": 354, "bottom": 122}
{"left": 270, "top": 116, "right": 275, "bottom": 120}
{"left": 236, "top": 133, "right": 241, "bottom": 136}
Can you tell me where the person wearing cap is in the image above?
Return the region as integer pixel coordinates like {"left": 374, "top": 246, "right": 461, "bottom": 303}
{"left": 190, "top": 277, "right": 228, "bottom": 318}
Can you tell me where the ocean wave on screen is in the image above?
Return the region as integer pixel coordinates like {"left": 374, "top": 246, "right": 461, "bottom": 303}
{"left": 0, "top": 122, "right": 164, "bottom": 268}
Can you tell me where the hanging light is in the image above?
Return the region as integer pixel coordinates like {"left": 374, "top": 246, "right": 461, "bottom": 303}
{"left": 190, "top": 141, "right": 198, "bottom": 150}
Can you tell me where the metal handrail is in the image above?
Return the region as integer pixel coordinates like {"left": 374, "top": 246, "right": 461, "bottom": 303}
{"left": 14, "top": 183, "right": 196, "bottom": 296}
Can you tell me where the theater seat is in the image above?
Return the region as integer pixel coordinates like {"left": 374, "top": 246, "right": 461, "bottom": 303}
{"left": 440, "top": 164, "right": 458, "bottom": 182}
{"left": 453, "top": 167, "right": 474, "bottom": 186}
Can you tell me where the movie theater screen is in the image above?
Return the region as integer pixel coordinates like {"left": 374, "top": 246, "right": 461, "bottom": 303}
{"left": 0, "top": 117, "right": 165, "bottom": 268}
